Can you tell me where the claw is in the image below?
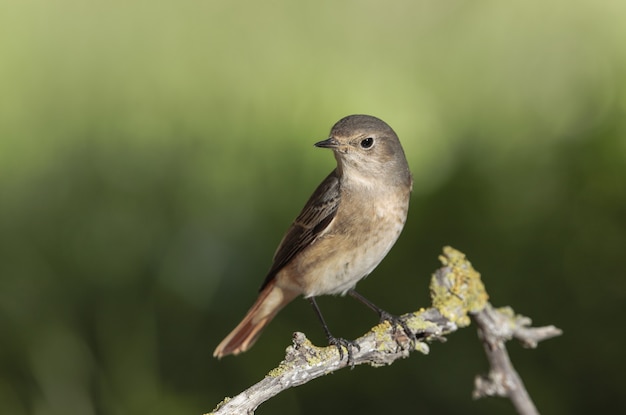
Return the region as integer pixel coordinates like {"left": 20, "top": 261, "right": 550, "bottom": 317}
{"left": 380, "top": 311, "right": 421, "bottom": 348}
{"left": 328, "top": 336, "right": 360, "bottom": 367}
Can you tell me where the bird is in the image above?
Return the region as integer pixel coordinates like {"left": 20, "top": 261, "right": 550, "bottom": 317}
{"left": 213, "top": 114, "right": 412, "bottom": 359}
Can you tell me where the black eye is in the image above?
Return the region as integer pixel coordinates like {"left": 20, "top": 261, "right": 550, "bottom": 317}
{"left": 360, "top": 137, "right": 374, "bottom": 149}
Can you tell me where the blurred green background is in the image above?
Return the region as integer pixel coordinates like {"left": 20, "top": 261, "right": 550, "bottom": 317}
{"left": 1, "top": 0, "right": 625, "bottom": 414}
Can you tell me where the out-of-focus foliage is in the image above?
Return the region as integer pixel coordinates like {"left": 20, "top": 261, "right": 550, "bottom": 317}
{"left": 1, "top": 1, "right": 625, "bottom": 414}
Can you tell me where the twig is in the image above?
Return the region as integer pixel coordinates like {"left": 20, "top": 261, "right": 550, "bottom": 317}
{"left": 207, "top": 247, "right": 562, "bottom": 415}
{"left": 472, "top": 305, "right": 562, "bottom": 414}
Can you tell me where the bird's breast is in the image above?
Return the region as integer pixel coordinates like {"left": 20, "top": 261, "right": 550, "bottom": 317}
{"left": 288, "top": 185, "right": 410, "bottom": 297}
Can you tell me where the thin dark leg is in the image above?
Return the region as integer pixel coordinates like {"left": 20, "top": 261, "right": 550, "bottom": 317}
{"left": 348, "top": 289, "right": 419, "bottom": 345}
{"left": 308, "top": 296, "right": 334, "bottom": 340}
{"left": 348, "top": 289, "right": 389, "bottom": 317}
{"left": 308, "top": 297, "right": 360, "bottom": 364}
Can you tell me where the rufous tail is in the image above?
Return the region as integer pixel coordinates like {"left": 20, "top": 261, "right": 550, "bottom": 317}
{"left": 213, "top": 280, "right": 297, "bottom": 358}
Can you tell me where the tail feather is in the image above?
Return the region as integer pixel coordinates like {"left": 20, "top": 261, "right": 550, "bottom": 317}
{"left": 213, "top": 280, "right": 297, "bottom": 358}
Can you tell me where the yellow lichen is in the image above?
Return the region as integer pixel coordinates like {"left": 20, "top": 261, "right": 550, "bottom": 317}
{"left": 403, "top": 310, "right": 439, "bottom": 333}
{"left": 373, "top": 321, "right": 393, "bottom": 343}
{"left": 267, "top": 360, "right": 292, "bottom": 378}
{"left": 206, "top": 396, "right": 231, "bottom": 414}
{"left": 413, "top": 341, "right": 430, "bottom": 355}
{"left": 430, "top": 247, "right": 489, "bottom": 327}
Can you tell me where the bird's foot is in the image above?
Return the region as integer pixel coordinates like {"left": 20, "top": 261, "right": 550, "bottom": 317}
{"left": 327, "top": 336, "right": 361, "bottom": 367}
{"left": 379, "top": 311, "right": 420, "bottom": 349}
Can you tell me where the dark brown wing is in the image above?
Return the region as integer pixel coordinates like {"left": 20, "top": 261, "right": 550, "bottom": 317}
{"left": 259, "top": 169, "right": 341, "bottom": 290}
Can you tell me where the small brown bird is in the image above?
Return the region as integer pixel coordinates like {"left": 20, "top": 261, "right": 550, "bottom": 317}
{"left": 213, "top": 114, "right": 412, "bottom": 359}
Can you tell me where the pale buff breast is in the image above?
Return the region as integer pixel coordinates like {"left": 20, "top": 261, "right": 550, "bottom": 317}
{"left": 279, "top": 184, "right": 410, "bottom": 297}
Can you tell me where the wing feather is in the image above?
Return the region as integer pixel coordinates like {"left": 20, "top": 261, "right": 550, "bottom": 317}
{"left": 259, "top": 170, "right": 341, "bottom": 290}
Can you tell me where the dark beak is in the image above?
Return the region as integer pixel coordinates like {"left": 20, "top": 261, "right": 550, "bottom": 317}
{"left": 314, "top": 137, "right": 340, "bottom": 148}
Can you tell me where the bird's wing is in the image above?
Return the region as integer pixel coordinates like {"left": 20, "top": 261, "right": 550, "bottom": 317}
{"left": 259, "top": 170, "right": 341, "bottom": 290}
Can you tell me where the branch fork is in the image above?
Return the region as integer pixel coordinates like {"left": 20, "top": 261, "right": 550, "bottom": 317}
{"left": 208, "top": 247, "right": 562, "bottom": 415}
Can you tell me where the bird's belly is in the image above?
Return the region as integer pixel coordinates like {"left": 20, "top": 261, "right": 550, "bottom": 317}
{"left": 295, "top": 211, "right": 406, "bottom": 297}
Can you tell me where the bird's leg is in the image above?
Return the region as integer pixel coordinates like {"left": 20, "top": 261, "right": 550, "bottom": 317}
{"left": 348, "top": 289, "right": 419, "bottom": 346}
{"left": 308, "top": 297, "right": 360, "bottom": 366}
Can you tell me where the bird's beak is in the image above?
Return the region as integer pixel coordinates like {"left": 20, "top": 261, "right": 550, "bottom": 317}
{"left": 314, "top": 137, "right": 340, "bottom": 149}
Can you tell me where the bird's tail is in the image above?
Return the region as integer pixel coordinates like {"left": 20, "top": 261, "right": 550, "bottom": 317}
{"left": 213, "top": 280, "right": 297, "bottom": 358}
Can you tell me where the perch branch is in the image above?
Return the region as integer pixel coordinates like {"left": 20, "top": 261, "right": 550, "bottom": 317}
{"left": 207, "top": 247, "right": 561, "bottom": 415}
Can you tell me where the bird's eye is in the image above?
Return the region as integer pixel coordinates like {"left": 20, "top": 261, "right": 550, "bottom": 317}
{"left": 360, "top": 137, "right": 374, "bottom": 149}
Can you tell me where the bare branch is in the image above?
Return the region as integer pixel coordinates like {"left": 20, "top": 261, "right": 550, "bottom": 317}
{"left": 471, "top": 305, "right": 562, "bottom": 414}
{"left": 207, "top": 247, "right": 561, "bottom": 415}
